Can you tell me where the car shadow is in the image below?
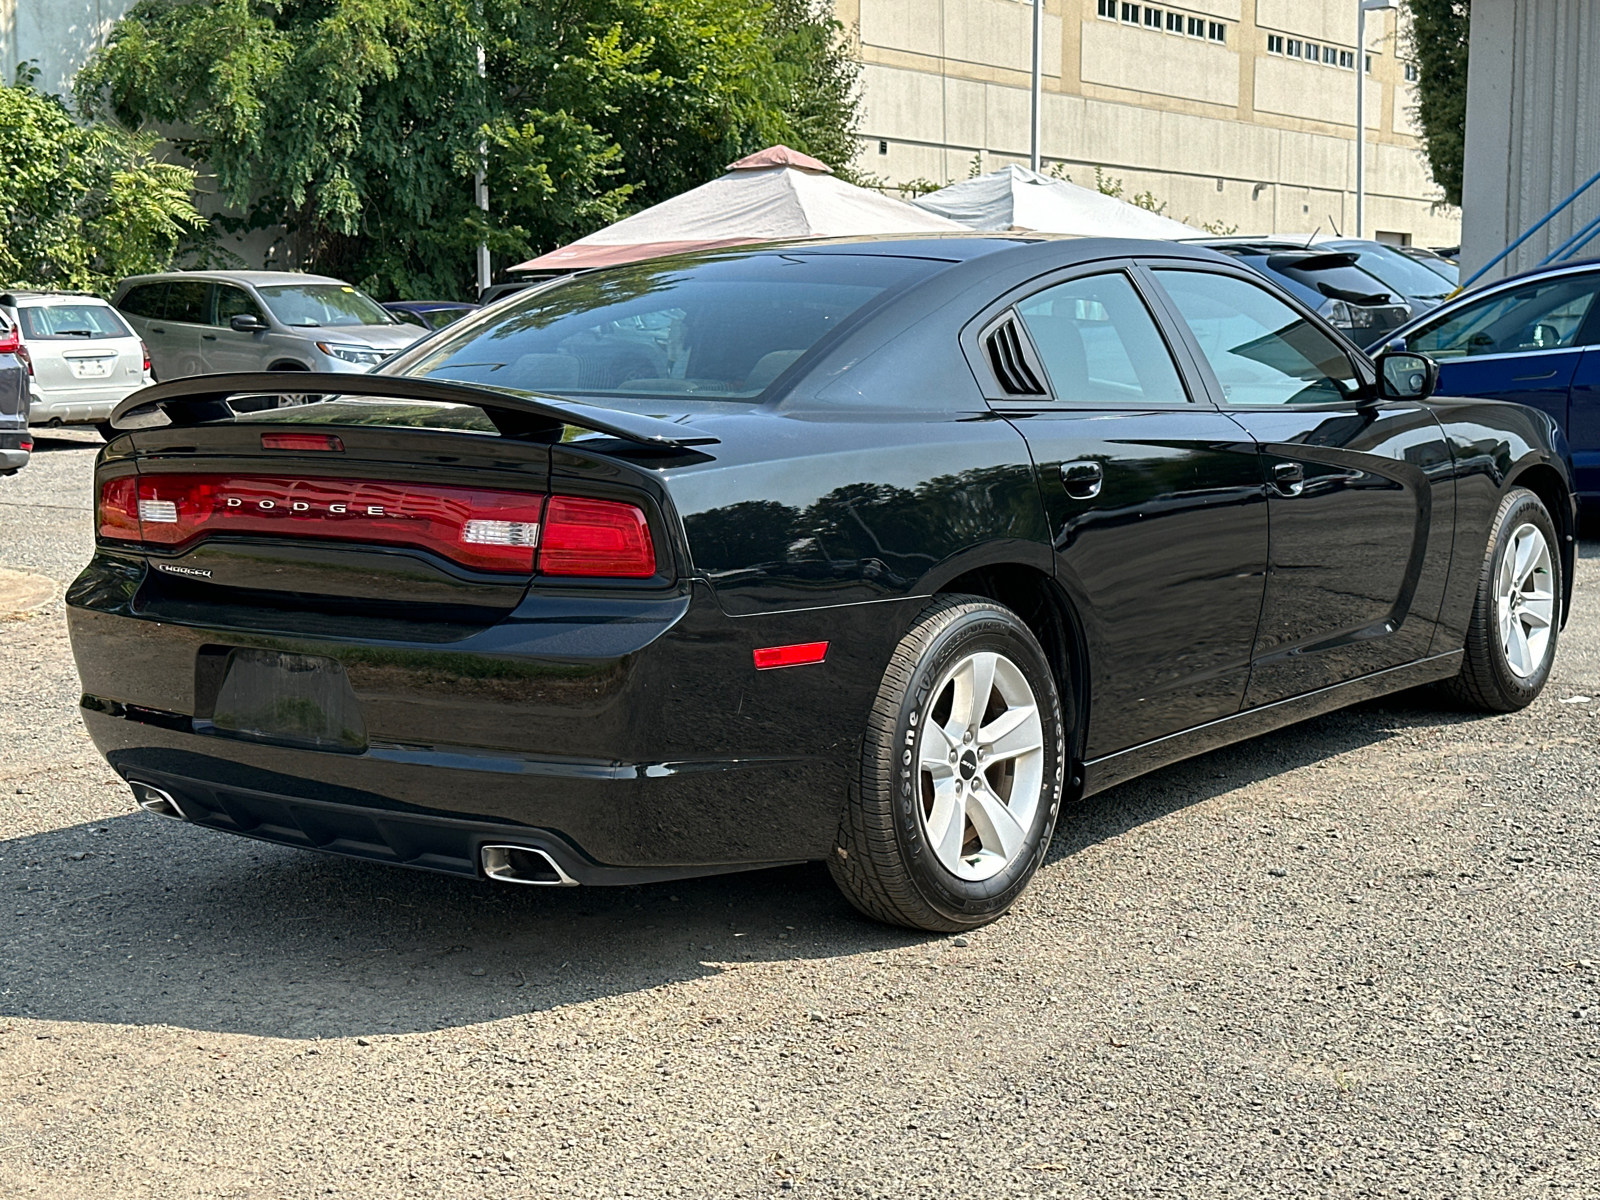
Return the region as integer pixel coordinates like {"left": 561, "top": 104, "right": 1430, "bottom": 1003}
{"left": 26, "top": 431, "right": 103, "bottom": 452}
{"left": 0, "top": 687, "right": 1477, "bottom": 1041}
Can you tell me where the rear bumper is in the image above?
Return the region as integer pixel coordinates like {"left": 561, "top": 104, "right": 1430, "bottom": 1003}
{"left": 113, "top": 762, "right": 802, "bottom": 884}
{"left": 29, "top": 389, "right": 126, "bottom": 423}
{"left": 69, "top": 561, "right": 909, "bottom": 876}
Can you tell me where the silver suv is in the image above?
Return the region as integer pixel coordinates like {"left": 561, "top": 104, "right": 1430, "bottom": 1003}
{"left": 111, "top": 271, "right": 423, "bottom": 381}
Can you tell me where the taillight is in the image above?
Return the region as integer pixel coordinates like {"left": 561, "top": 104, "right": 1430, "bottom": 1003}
{"left": 100, "top": 474, "right": 547, "bottom": 574}
{"left": 140, "top": 341, "right": 151, "bottom": 375}
{"left": 539, "top": 496, "right": 656, "bottom": 578}
{"left": 0, "top": 326, "right": 17, "bottom": 355}
{"left": 98, "top": 477, "right": 141, "bottom": 542}
{"left": 95, "top": 475, "right": 658, "bottom": 579}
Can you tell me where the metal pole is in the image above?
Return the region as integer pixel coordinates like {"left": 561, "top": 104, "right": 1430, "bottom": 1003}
{"left": 1030, "top": 0, "right": 1042, "bottom": 171}
{"left": 1355, "top": 4, "right": 1366, "bottom": 239}
{"left": 476, "top": 40, "right": 491, "bottom": 295}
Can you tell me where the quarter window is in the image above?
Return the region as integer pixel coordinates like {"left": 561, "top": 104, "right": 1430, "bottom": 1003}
{"left": 1406, "top": 277, "right": 1600, "bottom": 359}
{"left": 1015, "top": 273, "right": 1189, "bottom": 405}
{"left": 1154, "top": 270, "right": 1362, "bottom": 406}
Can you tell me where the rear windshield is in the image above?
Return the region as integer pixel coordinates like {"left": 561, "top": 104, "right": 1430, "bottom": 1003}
{"left": 257, "top": 283, "right": 397, "bottom": 328}
{"left": 1338, "top": 244, "right": 1454, "bottom": 300}
{"left": 1265, "top": 259, "right": 1396, "bottom": 304}
{"left": 18, "top": 303, "right": 133, "bottom": 341}
{"left": 403, "top": 253, "right": 942, "bottom": 399}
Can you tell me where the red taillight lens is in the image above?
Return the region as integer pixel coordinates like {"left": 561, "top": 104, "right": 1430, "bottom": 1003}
{"left": 0, "top": 326, "right": 17, "bottom": 355}
{"left": 140, "top": 341, "right": 151, "bottom": 375}
{"left": 113, "top": 474, "right": 547, "bottom": 573}
{"left": 539, "top": 496, "right": 656, "bottom": 578}
{"left": 261, "top": 433, "right": 344, "bottom": 452}
{"left": 98, "top": 477, "right": 141, "bottom": 542}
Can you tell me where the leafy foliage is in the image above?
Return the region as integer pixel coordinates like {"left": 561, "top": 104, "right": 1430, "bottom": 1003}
{"left": 0, "top": 71, "right": 205, "bottom": 291}
{"left": 77, "top": 0, "right": 863, "bottom": 301}
{"left": 1403, "top": 0, "right": 1470, "bottom": 207}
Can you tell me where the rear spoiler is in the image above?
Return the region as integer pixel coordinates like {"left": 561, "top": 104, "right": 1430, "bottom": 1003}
{"left": 108, "top": 372, "right": 720, "bottom": 449}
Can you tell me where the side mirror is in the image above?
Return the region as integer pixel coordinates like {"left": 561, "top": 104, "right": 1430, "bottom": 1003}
{"left": 1376, "top": 351, "right": 1439, "bottom": 401}
{"left": 230, "top": 313, "right": 268, "bottom": 333}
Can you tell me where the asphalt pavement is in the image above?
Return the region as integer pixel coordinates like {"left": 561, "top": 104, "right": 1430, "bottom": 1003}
{"left": 2, "top": 429, "right": 1597, "bottom": 1198}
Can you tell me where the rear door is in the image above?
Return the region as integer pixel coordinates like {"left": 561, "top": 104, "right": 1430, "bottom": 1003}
{"left": 145, "top": 281, "right": 208, "bottom": 379}
{"left": 1148, "top": 265, "right": 1455, "bottom": 706}
{"left": 972, "top": 265, "right": 1269, "bottom": 759}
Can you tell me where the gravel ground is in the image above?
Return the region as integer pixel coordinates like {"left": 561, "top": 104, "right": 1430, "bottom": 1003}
{"left": 2, "top": 433, "right": 1598, "bottom": 1198}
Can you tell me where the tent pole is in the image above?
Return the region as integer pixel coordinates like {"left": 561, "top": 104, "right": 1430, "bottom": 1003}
{"left": 1030, "top": 0, "right": 1042, "bottom": 171}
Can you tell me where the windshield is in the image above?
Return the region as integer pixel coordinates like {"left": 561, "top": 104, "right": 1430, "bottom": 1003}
{"left": 1337, "top": 244, "right": 1455, "bottom": 300}
{"left": 257, "top": 283, "right": 396, "bottom": 328}
{"left": 403, "top": 252, "right": 941, "bottom": 399}
{"left": 18, "top": 303, "right": 133, "bottom": 341}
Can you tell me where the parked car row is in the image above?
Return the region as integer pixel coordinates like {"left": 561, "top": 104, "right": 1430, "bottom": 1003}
{"left": 0, "top": 273, "right": 481, "bottom": 449}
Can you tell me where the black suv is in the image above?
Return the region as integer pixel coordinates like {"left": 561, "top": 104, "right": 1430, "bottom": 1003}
{"left": 0, "top": 316, "right": 30, "bottom": 475}
{"left": 1188, "top": 238, "right": 1413, "bottom": 344}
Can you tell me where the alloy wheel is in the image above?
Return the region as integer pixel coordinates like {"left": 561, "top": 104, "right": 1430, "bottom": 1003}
{"left": 916, "top": 650, "right": 1046, "bottom": 882}
{"left": 1497, "top": 521, "right": 1556, "bottom": 679}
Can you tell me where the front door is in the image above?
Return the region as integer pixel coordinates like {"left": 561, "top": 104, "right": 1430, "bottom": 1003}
{"left": 204, "top": 284, "right": 271, "bottom": 374}
{"left": 986, "top": 267, "right": 1269, "bottom": 759}
{"left": 1149, "top": 266, "right": 1455, "bottom": 707}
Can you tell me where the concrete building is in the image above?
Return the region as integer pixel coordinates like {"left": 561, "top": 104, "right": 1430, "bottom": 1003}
{"left": 0, "top": 0, "right": 132, "bottom": 101}
{"left": 838, "top": 0, "right": 1460, "bottom": 247}
{"left": 1460, "top": 0, "right": 1600, "bottom": 281}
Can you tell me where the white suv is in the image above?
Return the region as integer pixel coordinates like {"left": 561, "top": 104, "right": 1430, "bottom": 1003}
{"left": 0, "top": 291, "right": 152, "bottom": 438}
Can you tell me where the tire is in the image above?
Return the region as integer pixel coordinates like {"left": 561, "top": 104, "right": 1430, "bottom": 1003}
{"left": 1441, "top": 486, "right": 1561, "bottom": 712}
{"left": 94, "top": 422, "right": 116, "bottom": 442}
{"left": 829, "top": 595, "right": 1067, "bottom": 932}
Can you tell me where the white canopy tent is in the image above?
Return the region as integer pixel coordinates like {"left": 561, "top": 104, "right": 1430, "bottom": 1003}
{"left": 513, "top": 146, "right": 965, "bottom": 272}
{"left": 912, "top": 165, "right": 1201, "bottom": 239}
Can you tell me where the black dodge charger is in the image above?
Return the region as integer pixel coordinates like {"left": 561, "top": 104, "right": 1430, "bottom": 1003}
{"left": 70, "top": 237, "right": 1576, "bottom": 932}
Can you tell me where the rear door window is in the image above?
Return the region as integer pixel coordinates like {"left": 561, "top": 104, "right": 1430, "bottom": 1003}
{"left": 165, "top": 281, "right": 211, "bottom": 326}
{"left": 1015, "top": 272, "right": 1190, "bottom": 404}
{"left": 17, "top": 304, "right": 135, "bottom": 341}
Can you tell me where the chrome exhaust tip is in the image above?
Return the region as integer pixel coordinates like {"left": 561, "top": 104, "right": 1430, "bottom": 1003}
{"left": 481, "top": 844, "right": 578, "bottom": 887}
{"left": 129, "top": 781, "right": 186, "bottom": 820}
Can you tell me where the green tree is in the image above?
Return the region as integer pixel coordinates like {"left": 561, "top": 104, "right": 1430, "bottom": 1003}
{"left": 1404, "top": 0, "right": 1470, "bottom": 207}
{"left": 77, "top": 0, "right": 862, "bottom": 302}
{"left": 0, "top": 71, "right": 205, "bottom": 291}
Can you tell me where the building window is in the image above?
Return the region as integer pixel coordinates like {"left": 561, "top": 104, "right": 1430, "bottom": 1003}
{"left": 1365, "top": 54, "right": 1373, "bottom": 72}
{"left": 1286, "top": 38, "right": 1302, "bottom": 57}
{"left": 1166, "top": 11, "right": 1183, "bottom": 32}
{"left": 1122, "top": 2, "right": 1139, "bottom": 23}
{"left": 1339, "top": 49, "right": 1355, "bottom": 69}
{"left": 1405, "top": 62, "right": 1420, "bottom": 82}
{"left": 878, "top": 140, "right": 888, "bottom": 155}
{"left": 1145, "top": 7, "right": 1162, "bottom": 28}
{"left": 1208, "top": 21, "right": 1226, "bottom": 43}
{"left": 1304, "top": 41, "right": 1319, "bottom": 62}
{"left": 1187, "top": 15, "right": 1203, "bottom": 37}
{"left": 1097, "top": 0, "right": 1115, "bottom": 18}
{"left": 1267, "top": 34, "right": 1284, "bottom": 54}
{"left": 1322, "top": 45, "right": 1336, "bottom": 64}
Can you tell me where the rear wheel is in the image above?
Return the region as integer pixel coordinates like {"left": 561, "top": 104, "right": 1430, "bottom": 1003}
{"left": 1442, "top": 487, "right": 1561, "bottom": 711}
{"left": 829, "top": 595, "right": 1067, "bottom": 932}
{"left": 95, "top": 422, "right": 116, "bottom": 442}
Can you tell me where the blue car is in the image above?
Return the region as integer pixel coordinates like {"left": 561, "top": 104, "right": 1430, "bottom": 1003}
{"left": 1384, "top": 260, "right": 1600, "bottom": 502}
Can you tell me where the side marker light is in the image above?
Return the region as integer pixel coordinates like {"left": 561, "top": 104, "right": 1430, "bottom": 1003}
{"left": 753, "top": 641, "right": 829, "bottom": 670}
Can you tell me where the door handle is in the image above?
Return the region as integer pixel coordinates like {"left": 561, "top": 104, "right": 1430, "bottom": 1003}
{"left": 1060, "top": 460, "right": 1103, "bottom": 499}
{"left": 1272, "top": 461, "right": 1305, "bottom": 496}
{"left": 148, "top": 325, "right": 166, "bottom": 334}
{"left": 1512, "top": 370, "right": 1559, "bottom": 382}
{"left": 201, "top": 333, "right": 217, "bottom": 341}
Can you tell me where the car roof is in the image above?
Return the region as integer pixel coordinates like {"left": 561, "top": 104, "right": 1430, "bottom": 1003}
{"left": 115, "top": 270, "right": 352, "bottom": 288}
{"left": 0, "top": 290, "right": 112, "bottom": 305}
